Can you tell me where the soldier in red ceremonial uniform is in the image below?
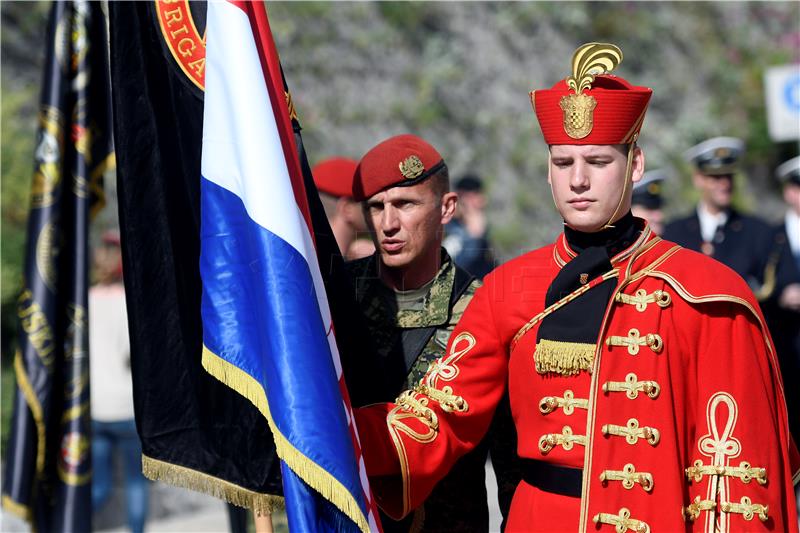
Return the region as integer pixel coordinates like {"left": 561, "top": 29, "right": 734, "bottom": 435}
{"left": 355, "top": 43, "right": 799, "bottom": 532}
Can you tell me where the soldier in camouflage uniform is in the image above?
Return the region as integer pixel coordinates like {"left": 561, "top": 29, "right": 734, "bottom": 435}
{"left": 347, "top": 250, "right": 478, "bottom": 389}
{"left": 347, "top": 134, "right": 517, "bottom": 533}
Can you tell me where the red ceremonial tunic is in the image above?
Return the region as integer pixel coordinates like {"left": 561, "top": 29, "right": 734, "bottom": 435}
{"left": 356, "top": 224, "right": 799, "bottom": 533}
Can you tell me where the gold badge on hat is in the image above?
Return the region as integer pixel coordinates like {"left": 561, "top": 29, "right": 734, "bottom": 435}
{"left": 560, "top": 43, "right": 623, "bottom": 139}
{"left": 399, "top": 155, "right": 425, "bottom": 180}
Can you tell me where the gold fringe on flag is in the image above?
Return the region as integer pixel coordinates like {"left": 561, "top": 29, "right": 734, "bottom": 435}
{"left": 13, "top": 349, "right": 46, "bottom": 476}
{"left": 2, "top": 494, "right": 32, "bottom": 522}
{"left": 534, "top": 339, "right": 595, "bottom": 375}
{"left": 141, "top": 455, "right": 284, "bottom": 516}
{"left": 201, "top": 346, "right": 371, "bottom": 533}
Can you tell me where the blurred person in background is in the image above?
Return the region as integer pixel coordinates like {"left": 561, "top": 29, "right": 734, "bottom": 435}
{"left": 90, "top": 231, "right": 148, "bottom": 533}
{"left": 443, "top": 174, "right": 496, "bottom": 279}
{"left": 630, "top": 168, "right": 667, "bottom": 235}
{"left": 775, "top": 156, "right": 800, "bottom": 277}
{"left": 663, "top": 137, "right": 796, "bottom": 304}
{"left": 764, "top": 155, "right": 800, "bottom": 443}
{"left": 313, "top": 157, "right": 375, "bottom": 260}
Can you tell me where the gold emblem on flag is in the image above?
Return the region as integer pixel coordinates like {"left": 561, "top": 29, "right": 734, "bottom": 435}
{"left": 561, "top": 43, "right": 623, "bottom": 139}
{"left": 30, "top": 107, "right": 64, "bottom": 209}
{"left": 399, "top": 155, "right": 425, "bottom": 180}
{"left": 155, "top": 0, "right": 207, "bottom": 92}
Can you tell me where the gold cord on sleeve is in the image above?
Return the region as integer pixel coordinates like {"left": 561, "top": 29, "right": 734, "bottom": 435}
{"left": 592, "top": 507, "right": 650, "bottom": 533}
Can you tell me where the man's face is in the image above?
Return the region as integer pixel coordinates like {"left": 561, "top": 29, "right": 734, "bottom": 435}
{"left": 548, "top": 144, "right": 644, "bottom": 232}
{"left": 457, "top": 190, "right": 487, "bottom": 212}
{"left": 92, "top": 244, "right": 122, "bottom": 284}
{"left": 631, "top": 205, "right": 664, "bottom": 235}
{"left": 784, "top": 183, "right": 800, "bottom": 215}
{"left": 693, "top": 171, "right": 733, "bottom": 211}
{"left": 365, "top": 178, "right": 456, "bottom": 272}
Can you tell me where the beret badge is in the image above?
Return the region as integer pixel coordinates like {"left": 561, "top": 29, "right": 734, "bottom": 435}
{"left": 399, "top": 155, "right": 425, "bottom": 180}
{"left": 559, "top": 43, "right": 623, "bottom": 139}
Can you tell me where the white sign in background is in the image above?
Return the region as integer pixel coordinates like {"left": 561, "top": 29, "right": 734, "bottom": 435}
{"left": 764, "top": 64, "right": 800, "bottom": 142}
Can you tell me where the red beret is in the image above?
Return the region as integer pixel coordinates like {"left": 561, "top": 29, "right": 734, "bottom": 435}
{"left": 531, "top": 43, "right": 652, "bottom": 145}
{"left": 353, "top": 134, "right": 445, "bottom": 201}
{"left": 312, "top": 157, "right": 358, "bottom": 198}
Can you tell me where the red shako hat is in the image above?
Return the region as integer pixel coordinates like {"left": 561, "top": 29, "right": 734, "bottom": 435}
{"left": 531, "top": 43, "right": 652, "bottom": 145}
{"left": 353, "top": 134, "right": 446, "bottom": 201}
{"left": 312, "top": 157, "right": 358, "bottom": 198}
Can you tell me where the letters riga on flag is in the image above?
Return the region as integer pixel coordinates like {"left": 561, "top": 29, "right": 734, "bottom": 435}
{"left": 198, "top": 2, "right": 380, "bottom": 531}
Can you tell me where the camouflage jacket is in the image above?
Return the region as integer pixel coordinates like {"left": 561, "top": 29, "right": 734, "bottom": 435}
{"left": 347, "top": 250, "right": 480, "bottom": 393}
{"left": 347, "top": 250, "right": 494, "bottom": 533}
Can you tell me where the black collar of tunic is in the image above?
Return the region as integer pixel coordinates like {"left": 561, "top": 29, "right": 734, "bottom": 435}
{"left": 563, "top": 211, "right": 640, "bottom": 257}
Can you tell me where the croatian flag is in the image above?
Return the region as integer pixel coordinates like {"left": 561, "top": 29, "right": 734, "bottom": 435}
{"left": 199, "top": 2, "right": 379, "bottom": 531}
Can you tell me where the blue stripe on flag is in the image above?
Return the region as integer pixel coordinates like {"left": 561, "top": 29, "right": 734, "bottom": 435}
{"left": 199, "top": 177, "right": 368, "bottom": 522}
{"left": 281, "top": 462, "right": 363, "bottom": 533}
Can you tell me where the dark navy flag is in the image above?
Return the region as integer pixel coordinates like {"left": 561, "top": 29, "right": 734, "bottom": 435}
{"left": 199, "top": 2, "right": 380, "bottom": 531}
{"left": 108, "top": 0, "right": 284, "bottom": 513}
{"left": 1, "top": 1, "right": 114, "bottom": 530}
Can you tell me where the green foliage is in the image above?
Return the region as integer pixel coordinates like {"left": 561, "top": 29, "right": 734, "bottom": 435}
{"left": 378, "top": 2, "right": 438, "bottom": 35}
{"left": 1, "top": 83, "right": 35, "bottom": 309}
{"left": 2, "top": 354, "right": 16, "bottom": 453}
{"left": 271, "top": 1, "right": 799, "bottom": 259}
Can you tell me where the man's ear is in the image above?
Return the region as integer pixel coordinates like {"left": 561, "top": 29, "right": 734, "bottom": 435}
{"left": 441, "top": 191, "right": 458, "bottom": 224}
{"left": 630, "top": 146, "right": 646, "bottom": 184}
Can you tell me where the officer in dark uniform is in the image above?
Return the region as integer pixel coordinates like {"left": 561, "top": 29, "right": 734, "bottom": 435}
{"left": 764, "top": 156, "right": 800, "bottom": 442}
{"left": 630, "top": 168, "right": 668, "bottom": 235}
{"left": 775, "top": 156, "right": 800, "bottom": 273}
{"left": 663, "top": 137, "right": 784, "bottom": 298}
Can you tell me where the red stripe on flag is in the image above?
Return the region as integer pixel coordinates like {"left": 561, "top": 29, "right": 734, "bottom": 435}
{"left": 229, "top": 0, "right": 315, "bottom": 238}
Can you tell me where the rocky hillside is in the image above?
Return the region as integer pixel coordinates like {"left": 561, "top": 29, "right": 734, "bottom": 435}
{"left": 267, "top": 2, "right": 799, "bottom": 256}
{"left": 2, "top": 1, "right": 799, "bottom": 272}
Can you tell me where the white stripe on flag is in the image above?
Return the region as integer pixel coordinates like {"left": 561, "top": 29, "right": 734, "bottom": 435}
{"left": 202, "top": 1, "right": 332, "bottom": 331}
{"left": 202, "top": 1, "right": 307, "bottom": 262}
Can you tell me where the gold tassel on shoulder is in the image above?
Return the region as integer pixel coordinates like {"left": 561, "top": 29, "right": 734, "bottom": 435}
{"left": 142, "top": 454, "right": 284, "bottom": 516}
{"left": 534, "top": 339, "right": 595, "bottom": 375}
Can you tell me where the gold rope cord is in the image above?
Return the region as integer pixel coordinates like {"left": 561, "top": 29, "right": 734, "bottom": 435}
{"left": 511, "top": 269, "right": 618, "bottom": 350}
{"left": 602, "top": 140, "right": 636, "bottom": 230}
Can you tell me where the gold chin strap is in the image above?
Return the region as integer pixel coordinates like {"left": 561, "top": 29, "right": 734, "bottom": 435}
{"left": 547, "top": 152, "right": 561, "bottom": 215}
{"left": 602, "top": 138, "right": 637, "bottom": 230}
